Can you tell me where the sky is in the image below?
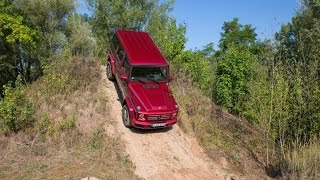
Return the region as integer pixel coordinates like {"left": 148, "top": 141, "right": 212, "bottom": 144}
{"left": 172, "top": 0, "right": 299, "bottom": 49}
{"left": 77, "top": 0, "right": 300, "bottom": 50}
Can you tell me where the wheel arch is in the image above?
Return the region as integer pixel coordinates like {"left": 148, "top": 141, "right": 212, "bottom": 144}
{"left": 123, "top": 97, "right": 135, "bottom": 116}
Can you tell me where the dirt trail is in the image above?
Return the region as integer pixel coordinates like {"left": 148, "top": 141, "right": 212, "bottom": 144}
{"left": 100, "top": 66, "right": 234, "bottom": 180}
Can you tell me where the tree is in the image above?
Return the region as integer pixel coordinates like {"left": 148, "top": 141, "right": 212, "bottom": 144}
{"left": 66, "top": 13, "right": 97, "bottom": 57}
{"left": 88, "top": 0, "right": 158, "bottom": 55}
{"left": 146, "top": 0, "right": 186, "bottom": 61}
{"left": 214, "top": 19, "right": 257, "bottom": 114}
{"left": 275, "top": 0, "right": 320, "bottom": 138}
{"left": 0, "top": 0, "right": 38, "bottom": 95}
{"left": 214, "top": 46, "right": 253, "bottom": 113}
{"left": 14, "top": 0, "right": 75, "bottom": 58}
{"left": 218, "top": 18, "right": 257, "bottom": 52}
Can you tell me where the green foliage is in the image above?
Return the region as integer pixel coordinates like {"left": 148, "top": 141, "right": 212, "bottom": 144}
{"left": 218, "top": 18, "right": 257, "bottom": 51}
{"left": 66, "top": 13, "right": 97, "bottom": 57}
{"left": 59, "top": 116, "right": 76, "bottom": 131}
{"left": 88, "top": 0, "right": 158, "bottom": 55}
{"left": 35, "top": 113, "right": 55, "bottom": 139}
{"left": 42, "top": 62, "right": 76, "bottom": 96}
{"left": 89, "top": 128, "right": 103, "bottom": 149}
{"left": 199, "top": 42, "right": 215, "bottom": 58}
{"left": 242, "top": 61, "right": 271, "bottom": 123}
{"left": 0, "top": 8, "right": 37, "bottom": 47}
{"left": 275, "top": 0, "right": 320, "bottom": 139}
{"left": 146, "top": 0, "right": 186, "bottom": 61}
{"left": 0, "top": 80, "right": 34, "bottom": 133}
{"left": 0, "top": 0, "right": 40, "bottom": 95}
{"left": 175, "top": 50, "right": 214, "bottom": 94}
{"left": 14, "top": 0, "right": 75, "bottom": 58}
{"left": 214, "top": 46, "right": 253, "bottom": 113}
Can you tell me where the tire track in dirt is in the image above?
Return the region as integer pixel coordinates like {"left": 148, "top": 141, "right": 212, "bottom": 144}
{"left": 100, "top": 66, "right": 234, "bottom": 180}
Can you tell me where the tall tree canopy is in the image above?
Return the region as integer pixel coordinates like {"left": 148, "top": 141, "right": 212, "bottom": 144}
{"left": 0, "top": 0, "right": 38, "bottom": 95}
{"left": 275, "top": 0, "right": 320, "bottom": 138}
{"left": 219, "top": 18, "right": 257, "bottom": 51}
{"left": 146, "top": 0, "right": 186, "bottom": 61}
{"left": 88, "top": 0, "right": 158, "bottom": 53}
{"left": 214, "top": 19, "right": 257, "bottom": 114}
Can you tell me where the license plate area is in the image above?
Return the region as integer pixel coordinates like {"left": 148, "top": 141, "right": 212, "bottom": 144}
{"left": 151, "top": 122, "right": 166, "bottom": 128}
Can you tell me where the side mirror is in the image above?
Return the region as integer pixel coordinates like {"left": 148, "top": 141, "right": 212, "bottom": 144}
{"left": 121, "top": 75, "right": 128, "bottom": 82}
{"left": 168, "top": 74, "right": 174, "bottom": 82}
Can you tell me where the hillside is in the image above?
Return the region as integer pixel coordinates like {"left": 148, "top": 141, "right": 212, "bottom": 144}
{"left": 1, "top": 0, "right": 319, "bottom": 179}
{"left": 0, "top": 59, "right": 137, "bottom": 179}
{"left": 0, "top": 58, "right": 265, "bottom": 179}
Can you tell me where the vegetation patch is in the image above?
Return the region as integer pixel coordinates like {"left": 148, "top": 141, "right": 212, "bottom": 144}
{"left": 0, "top": 58, "right": 137, "bottom": 179}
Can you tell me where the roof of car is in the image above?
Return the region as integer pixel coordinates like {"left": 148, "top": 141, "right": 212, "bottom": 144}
{"left": 116, "top": 30, "right": 168, "bottom": 66}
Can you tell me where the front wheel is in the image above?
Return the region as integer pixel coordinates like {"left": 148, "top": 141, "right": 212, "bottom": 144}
{"left": 122, "top": 104, "right": 132, "bottom": 127}
{"left": 107, "top": 62, "right": 115, "bottom": 80}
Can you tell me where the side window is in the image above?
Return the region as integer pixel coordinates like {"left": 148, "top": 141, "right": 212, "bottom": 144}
{"left": 118, "top": 46, "right": 125, "bottom": 62}
{"left": 124, "top": 60, "right": 130, "bottom": 75}
{"left": 112, "top": 35, "right": 120, "bottom": 52}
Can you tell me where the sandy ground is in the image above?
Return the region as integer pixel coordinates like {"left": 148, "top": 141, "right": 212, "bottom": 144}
{"left": 100, "top": 66, "right": 235, "bottom": 180}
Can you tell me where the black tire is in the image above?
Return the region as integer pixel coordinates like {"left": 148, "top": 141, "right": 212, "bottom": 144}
{"left": 122, "top": 104, "right": 132, "bottom": 127}
{"left": 107, "top": 62, "right": 115, "bottom": 80}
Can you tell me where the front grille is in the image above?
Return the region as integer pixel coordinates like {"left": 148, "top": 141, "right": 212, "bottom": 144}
{"left": 147, "top": 114, "right": 171, "bottom": 121}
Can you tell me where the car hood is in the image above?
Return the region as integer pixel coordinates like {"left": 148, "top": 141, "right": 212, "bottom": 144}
{"left": 128, "top": 83, "right": 176, "bottom": 112}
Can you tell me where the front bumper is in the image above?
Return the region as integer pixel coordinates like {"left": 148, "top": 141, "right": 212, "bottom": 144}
{"left": 130, "top": 117, "right": 177, "bottom": 129}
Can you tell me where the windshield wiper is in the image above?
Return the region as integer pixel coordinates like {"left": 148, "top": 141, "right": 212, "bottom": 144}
{"left": 147, "top": 78, "right": 159, "bottom": 84}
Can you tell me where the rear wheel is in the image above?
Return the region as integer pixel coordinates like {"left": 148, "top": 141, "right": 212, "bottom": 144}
{"left": 107, "top": 62, "right": 115, "bottom": 80}
{"left": 122, "top": 104, "right": 132, "bottom": 127}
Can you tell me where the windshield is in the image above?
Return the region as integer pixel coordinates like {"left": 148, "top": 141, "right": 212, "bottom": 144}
{"left": 131, "top": 66, "right": 168, "bottom": 81}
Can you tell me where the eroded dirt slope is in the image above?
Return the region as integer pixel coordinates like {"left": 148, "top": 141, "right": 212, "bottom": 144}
{"left": 100, "top": 66, "right": 235, "bottom": 180}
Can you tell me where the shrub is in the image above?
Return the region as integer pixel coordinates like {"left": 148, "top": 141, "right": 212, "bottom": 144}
{"left": 0, "top": 81, "right": 34, "bottom": 133}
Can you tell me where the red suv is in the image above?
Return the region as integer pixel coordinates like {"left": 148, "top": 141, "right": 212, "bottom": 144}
{"left": 107, "top": 30, "right": 179, "bottom": 129}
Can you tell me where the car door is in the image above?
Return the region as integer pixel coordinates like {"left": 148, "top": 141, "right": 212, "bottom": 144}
{"left": 115, "top": 45, "right": 125, "bottom": 77}
{"left": 121, "top": 59, "right": 130, "bottom": 98}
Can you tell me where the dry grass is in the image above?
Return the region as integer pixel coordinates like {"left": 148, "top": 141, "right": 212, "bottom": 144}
{"left": 171, "top": 67, "right": 268, "bottom": 178}
{"left": 284, "top": 137, "right": 320, "bottom": 179}
{"left": 0, "top": 58, "right": 137, "bottom": 179}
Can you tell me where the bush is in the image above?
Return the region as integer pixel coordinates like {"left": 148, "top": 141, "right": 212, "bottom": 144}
{"left": 214, "top": 46, "right": 253, "bottom": 114}
{"left": 0, "top": 80, "right": 34, "bottom": 133}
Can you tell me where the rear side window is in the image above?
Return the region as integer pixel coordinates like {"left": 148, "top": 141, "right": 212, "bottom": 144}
{"left": 124, "top": 60, "right": 130, "bottom": 74}
{"left": 112, "top": 35, "right": 120, "bottom": 52}
{"left": 118, "top": 46, "right": 125, "bottom": 61}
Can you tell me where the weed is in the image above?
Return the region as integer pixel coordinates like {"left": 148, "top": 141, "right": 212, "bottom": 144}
{"left": 36, "top": 113, "right": 51, "bottom": 139}
{"left": 101, "top": 57, "right": 107, "bottom": 65}
{"left": 59, "top": 116, "right": 76, "bottom": 131}
{"left": 117, "top": 153, "right": 131, "bottom": 165}
{"left": 284, "top": 137, "right": 320, "bottom": 179}
{"left": 89, "top": 128, "right": 103, "bottom": 149}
